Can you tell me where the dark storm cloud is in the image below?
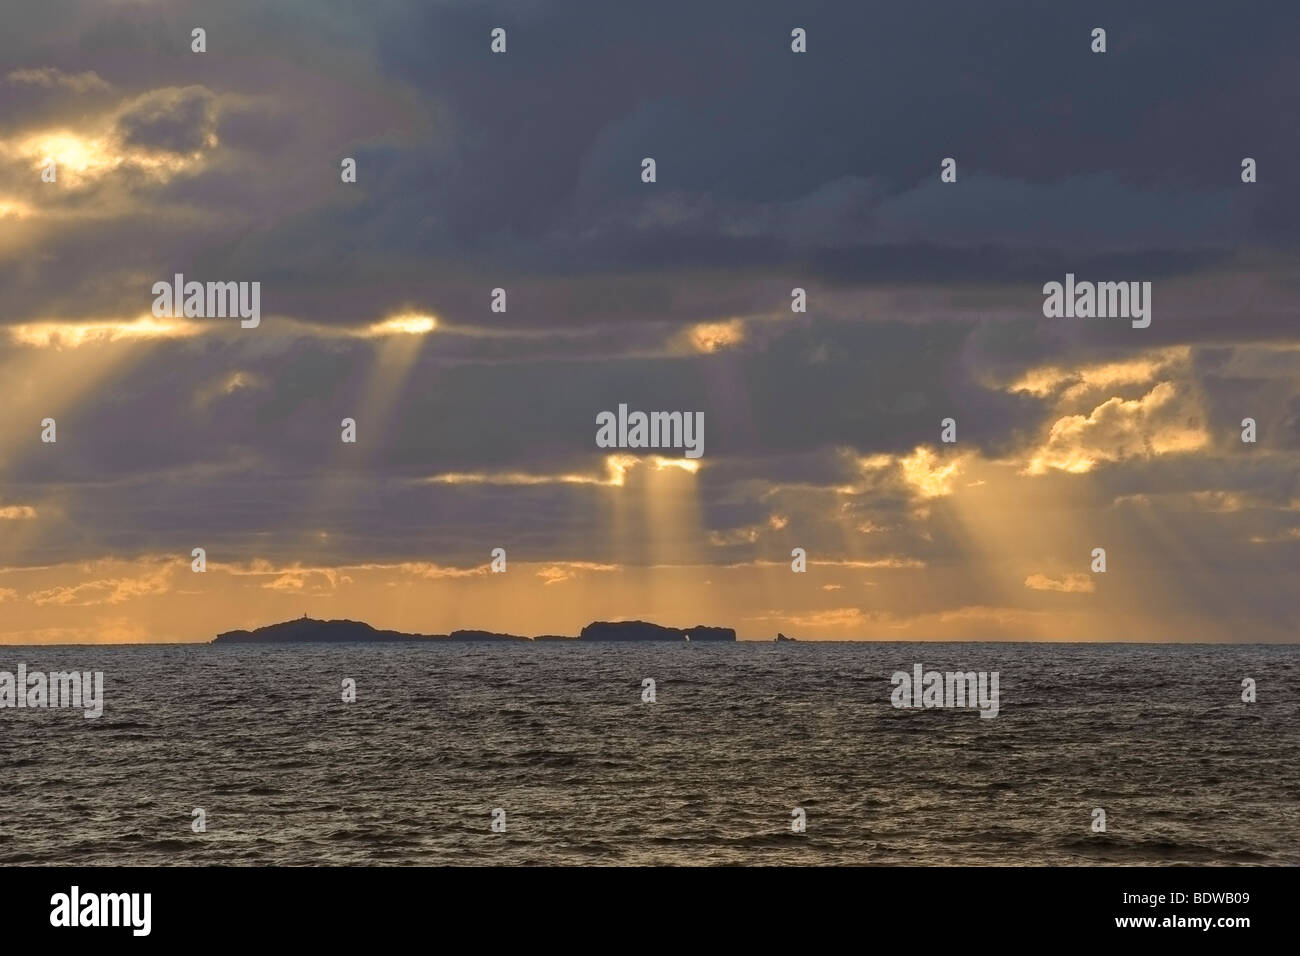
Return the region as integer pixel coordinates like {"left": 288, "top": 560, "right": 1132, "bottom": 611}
{"left": 3, "top": 0, "right": 1296, "bottom": 329}
{"left": 115, "top": 86, "right": 217, "bottom": 154}
{"left": 357, "top": 0, "right": 1300, "bottom": 250}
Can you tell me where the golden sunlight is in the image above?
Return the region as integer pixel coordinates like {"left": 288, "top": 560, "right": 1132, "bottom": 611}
{"left": 364, "top": 312, "right": 438, "bottom": 337}
{"left": 7, "top": 315, "right": 205, "bottom": 349}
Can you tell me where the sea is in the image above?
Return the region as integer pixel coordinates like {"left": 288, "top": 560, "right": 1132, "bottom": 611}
{"left": 0, "top": 642, "right": 1295, "bottom": 866}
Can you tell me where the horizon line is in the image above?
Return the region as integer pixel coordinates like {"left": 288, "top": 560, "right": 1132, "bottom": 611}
{"left": 2, "top": 639, "right": 1296, "bottom": 647}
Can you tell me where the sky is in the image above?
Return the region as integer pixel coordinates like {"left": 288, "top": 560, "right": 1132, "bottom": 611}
{"left": 0, "top": 0, "right": 1297, "bottom": 643}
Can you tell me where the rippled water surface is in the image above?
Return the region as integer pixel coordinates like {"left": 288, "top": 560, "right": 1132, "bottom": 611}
{"left": 1, "top": 642, "right": 1296, "bottom": 865}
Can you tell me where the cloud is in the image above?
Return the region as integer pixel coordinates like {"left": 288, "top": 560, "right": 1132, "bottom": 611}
{"left": 425, "top": 455, "right": 699, "bottom": 489}
{"left": 1007, "top": 348, "right": 1189, "bottom": 400}
{"left": 260, "top": 567, "right": 353, "bottom": 593}
{"left": 6, "top": 67, "right": 111, "bottom": 94}
{"left": 1024, "top": 573, "right": 1096, "bottom": 594}
{"left": 1024, "top": 382, "right": 1209, "bottom": 475}
{"left": 220, "top": 560, "right": 480, "bottom": 581}
{"left": 732, "top": 557, "right": 926, "bottom": 570}
{"left": 113, "top": 85, "right": 218, "bottom": 154}
{"left": 684, "top": 319, "right": 745, "bottom": 354}
{"left": 8, "top": 316, "right": 204, "bottom": 349}
{"left": 27, "top": 564, "right": 172, "bottom": 606}
{"left": 899, "top": 447, "right": 968, "bottom": 499}
{"left": 535, "top": 562, "right": 617, "bottom": 585}
{"left": 708, "top": 526, "right": 761, "bottom": 546}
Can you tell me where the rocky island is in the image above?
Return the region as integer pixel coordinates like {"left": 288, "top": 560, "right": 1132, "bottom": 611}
{"left": 212, "top": 616, "right": 736, "bottom": 644}
{"left": 213, "top": 617, "right": 433, "bottom": 644}
{"left": 580, "top": 620, "right": 735, "bottom": 641}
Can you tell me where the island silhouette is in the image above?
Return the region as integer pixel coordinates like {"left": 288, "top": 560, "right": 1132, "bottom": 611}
{"left": 212, "top": 616, "right": 737, "bottom": 644}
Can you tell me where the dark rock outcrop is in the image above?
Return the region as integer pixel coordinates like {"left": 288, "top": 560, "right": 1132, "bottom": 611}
{"left": 214, "top": 617, "right": 735, "bottom": 644}
{"left": 213, "top": 617, "right": 433, "bottom": 644}
{"left": 447, "top": 629, "right": 529, "bottom": 642}
{"left": 686, "top": 625, "right": 736, "bottom": 642}
{"left": 776, "top": 633, "right": 797, "bottom": 642}
{"left": 579, "top": 620, "right": 735, "bottom": 642}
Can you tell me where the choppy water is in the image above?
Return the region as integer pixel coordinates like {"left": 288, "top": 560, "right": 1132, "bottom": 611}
{"left": 0, "top": 642, "right": 1296, "bottom": 865}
